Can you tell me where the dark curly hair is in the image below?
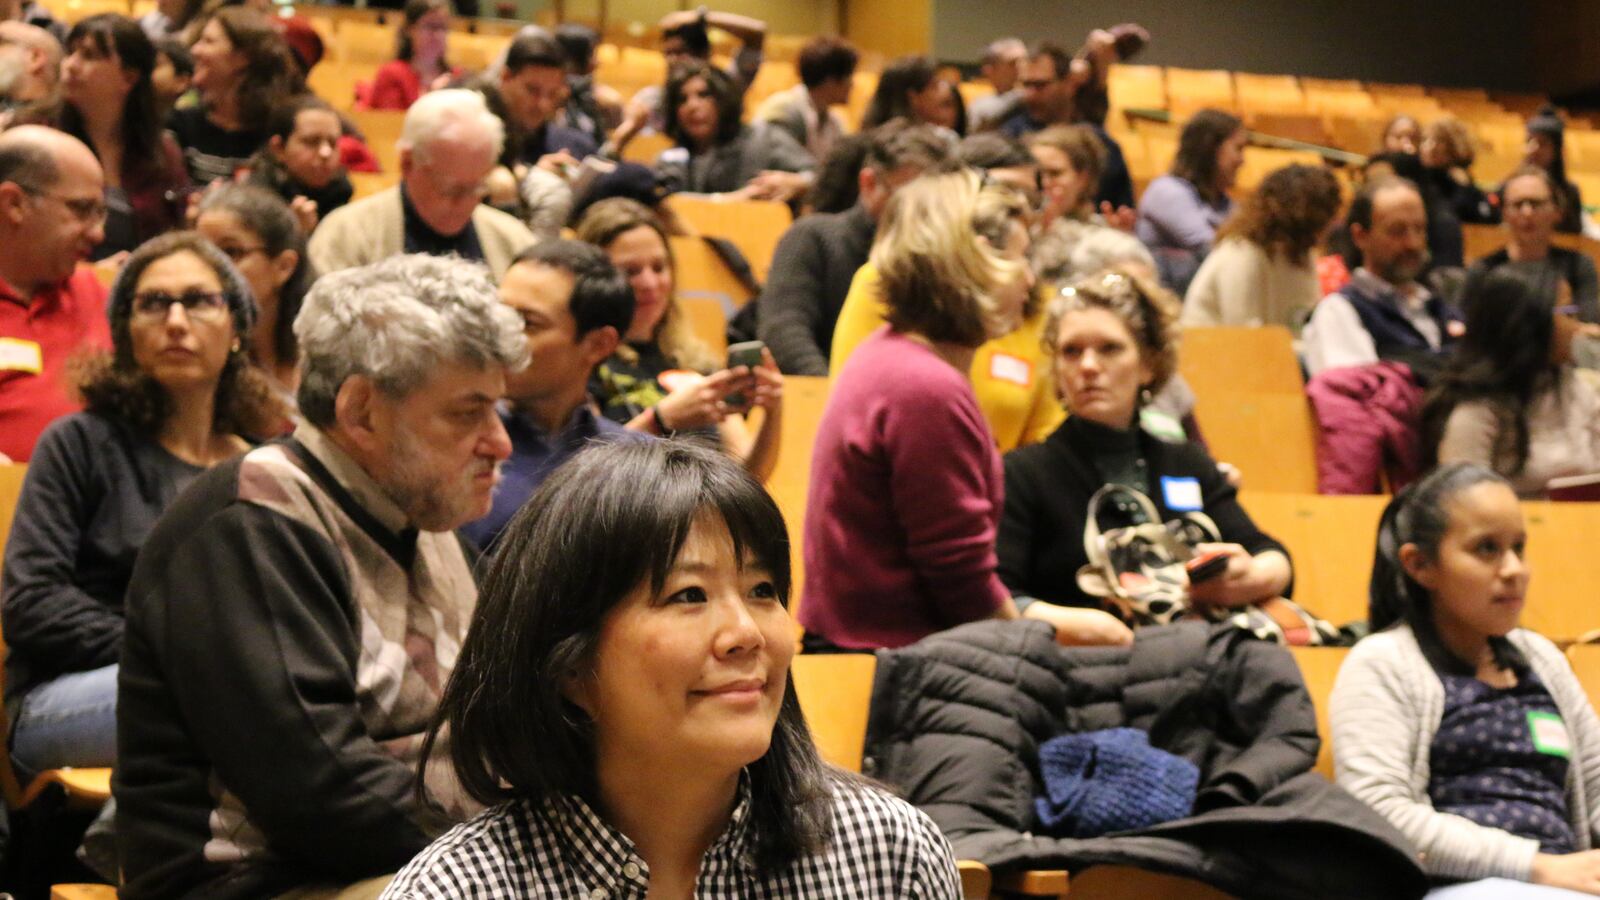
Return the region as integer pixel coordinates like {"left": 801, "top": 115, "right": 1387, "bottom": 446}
{"left": 82, "top": 231, "right": 284, "bottom": 441}
{"left": 664, "top": 61, "right": 744, "bottom": 149}
{"left": 1215, "top": 163, "right": 1342, "bottom": 263}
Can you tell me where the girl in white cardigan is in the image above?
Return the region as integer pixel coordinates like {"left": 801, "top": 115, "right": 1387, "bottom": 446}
{"left": 1332, "top": 463, "right": 1600, "bottom": 898}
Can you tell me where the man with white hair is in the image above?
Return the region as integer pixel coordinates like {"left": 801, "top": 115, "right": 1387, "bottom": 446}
{"left": 0, "top": 20, "right": 60, "bottom": 120}
{"left": 308, "top": 89, "right": 535, "bottom": 280}
{"left": 116, "top": 254, "right": 529, "bottom": 900}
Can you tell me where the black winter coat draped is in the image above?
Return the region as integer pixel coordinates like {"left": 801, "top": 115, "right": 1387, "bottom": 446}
{"left": 862, "top": 620, "right": 1428, "bottom": 900}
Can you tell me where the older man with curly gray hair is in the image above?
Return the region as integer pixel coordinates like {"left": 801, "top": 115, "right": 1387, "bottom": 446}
{"left": 116, "top": 253, "right": 528, "bottom": 900}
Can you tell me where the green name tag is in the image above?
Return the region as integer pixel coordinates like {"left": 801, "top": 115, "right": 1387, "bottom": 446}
{"left": 1529, "top": 710, "right": 1572, "bottom": 758}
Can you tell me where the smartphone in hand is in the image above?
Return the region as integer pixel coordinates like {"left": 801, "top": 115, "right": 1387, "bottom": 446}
{"left": 1186, "top": 551, "right": 1231, "bottom": 585}
{"left": 723, "top": 340, "right": 765, "bottom": 408}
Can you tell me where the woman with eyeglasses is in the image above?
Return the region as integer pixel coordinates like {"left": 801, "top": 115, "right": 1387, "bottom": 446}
{"left": 33, "top": 13, "right": 189, "bottom": 259}
{"left": 1470, "top": 166, "right": 1599, "bottom": 325}
{"left": 196, "top": 183, "right": 314, "bottom": 418}
{"left": 1, "top": 231, "right": 282, "bottom": 775}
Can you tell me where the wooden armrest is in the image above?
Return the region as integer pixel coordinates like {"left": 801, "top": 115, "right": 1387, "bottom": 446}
{"left": 993, "top": 869, "right": 1070, "bottom": 897}
{"left": 957, "top": 859, "right": 993, "bottom": 899}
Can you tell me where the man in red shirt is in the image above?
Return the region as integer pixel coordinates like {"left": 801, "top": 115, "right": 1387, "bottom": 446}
{"left": 0, "top": 125, "right": 110, "bottom": 461}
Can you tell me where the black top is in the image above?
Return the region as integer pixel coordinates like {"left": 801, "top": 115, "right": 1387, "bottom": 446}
{"left": 247, "top": 153, "right": 354, "bottom": 220}
{"left": 756, "top": 203, "right": 875, "bottom": 375}
{"left": 400, "top": 184, "right": 484, "bottom": 261}
{"left": 1430, "top": 668, "right": 1575, "bottom": 853}
{"left": 167, "top": 106, "right": 269, "bottom": 186}
{"left": 1, "top": 412, "right": 203, "bottom": 713}
{"left": 998, "top": 416, "right": 1288, "bottom": 608}
{"left": 1469, "top": 245, "right": 1600, "bottom": 324}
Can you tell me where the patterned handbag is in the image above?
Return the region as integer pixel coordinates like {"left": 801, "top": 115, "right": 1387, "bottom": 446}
{"left": 1074, "top": 484, "right": 1339, "bottom": 646}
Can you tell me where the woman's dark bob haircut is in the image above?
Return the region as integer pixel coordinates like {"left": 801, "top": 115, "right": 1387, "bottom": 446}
{"left": 664, "top": 61, "right": 745, "bottom": 148}
{"left": 422, "top": 439, "right": 834, "bottom": 868}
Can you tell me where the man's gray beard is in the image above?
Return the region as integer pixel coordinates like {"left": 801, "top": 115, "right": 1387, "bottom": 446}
{"left": 381, "top": 427, "right": 493, "bottom": 533}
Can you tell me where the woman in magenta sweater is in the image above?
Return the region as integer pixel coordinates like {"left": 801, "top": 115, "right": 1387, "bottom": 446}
{"left": 799, "top": 170, "right": 1121, "bottom": 652}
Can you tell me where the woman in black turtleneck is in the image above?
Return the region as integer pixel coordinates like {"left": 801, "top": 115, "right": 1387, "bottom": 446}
{"left": 996, "top": 266, "right": 1291, "bottom": 634}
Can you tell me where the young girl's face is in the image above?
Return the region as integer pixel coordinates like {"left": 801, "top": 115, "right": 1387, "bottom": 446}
{"left": 1406, "top": 481, "right": 1529, "bottom": 641}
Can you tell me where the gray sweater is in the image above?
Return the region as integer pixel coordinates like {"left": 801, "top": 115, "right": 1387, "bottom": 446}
{"left": 1331, "top": 625, "right": 1600, "bottom": 882}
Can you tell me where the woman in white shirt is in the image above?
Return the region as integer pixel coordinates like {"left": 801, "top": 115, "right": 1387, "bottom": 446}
{"left": 1182, "top": 163, "right": 1342, "bottom": 332}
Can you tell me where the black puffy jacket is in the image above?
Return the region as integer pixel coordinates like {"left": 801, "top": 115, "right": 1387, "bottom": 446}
{"left": 862, "top": 620, "right": 1428, "bottom": 900}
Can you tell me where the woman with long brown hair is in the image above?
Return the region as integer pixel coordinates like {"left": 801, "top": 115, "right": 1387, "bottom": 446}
{"left": 167, "top": 6, "right": 302, "bottom": 184}
{"left": 575, "top": 198, "right": 783, "bottom": 480}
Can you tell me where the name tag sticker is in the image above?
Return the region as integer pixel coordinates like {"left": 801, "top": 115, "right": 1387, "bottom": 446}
{"left": 1161, "top": 476, "right": 1204, "bottom": 511}
{"left": 1529, "top": 711, "right": 1572, "bottom": 758}
{"left": 0, "top": 338, "right": 42, "bottom": 374}
{"left": 988, "top": 353, "right": 1031, "bottom": 386}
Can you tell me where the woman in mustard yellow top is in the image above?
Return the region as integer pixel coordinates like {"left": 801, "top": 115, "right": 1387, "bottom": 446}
{"left": 831, "top": 243, "right": 1063, "bottom": 453}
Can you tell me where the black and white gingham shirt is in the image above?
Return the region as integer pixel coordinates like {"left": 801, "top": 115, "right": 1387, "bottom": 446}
{"left": 380, "top": 773, "right": 962, "bottom": 899}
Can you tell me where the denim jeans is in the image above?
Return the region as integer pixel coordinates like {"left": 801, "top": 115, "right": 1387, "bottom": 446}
{"left": 10, "top": 663, "right": 118, "bottom": 777}
{"left": 1429, "top": 879, "right": 1597, "bottom": 899}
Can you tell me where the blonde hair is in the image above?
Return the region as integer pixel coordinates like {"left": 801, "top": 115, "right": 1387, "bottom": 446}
{"left": 871, "top": 170, "right": 1021, "bottom": 348}
{"left": 573, "top": 198, "right": 718, "bottom": 373}
{"left": 1041, "top": 265, "right": 1181, "bottom": 394}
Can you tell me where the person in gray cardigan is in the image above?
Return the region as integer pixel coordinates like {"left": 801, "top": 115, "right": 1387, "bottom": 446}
{"left": 1332, "top": 463, "right": 1600, "bottom": 897}
{"left": 653, "top": 61, "right": 813, "bottom": 204}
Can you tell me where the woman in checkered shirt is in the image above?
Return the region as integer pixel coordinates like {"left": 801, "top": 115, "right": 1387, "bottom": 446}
{"left": 381, "top": 439, "right": 962, "bottom": 899}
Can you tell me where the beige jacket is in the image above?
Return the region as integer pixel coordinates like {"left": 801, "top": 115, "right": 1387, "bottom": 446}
{"left": 308, "top": 186, "right": 536, "bottom": 281}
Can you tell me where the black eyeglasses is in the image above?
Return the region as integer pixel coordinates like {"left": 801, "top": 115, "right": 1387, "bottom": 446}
{"left": 23, "top": 188, "right": 108, "bottom": 225}
{"left": 130, "top": 290, "right": 230, "bottom": 323}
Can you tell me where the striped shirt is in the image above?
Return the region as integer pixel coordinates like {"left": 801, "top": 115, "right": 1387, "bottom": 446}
{"left": 380, "top": 773, "right": 962, "bottom": 899}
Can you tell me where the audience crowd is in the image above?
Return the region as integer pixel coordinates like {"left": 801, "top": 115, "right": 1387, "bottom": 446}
{"left": 4, "top": 2, "right": 1600, "bottom": 897}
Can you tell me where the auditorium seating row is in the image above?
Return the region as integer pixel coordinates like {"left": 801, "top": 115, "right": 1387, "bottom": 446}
{"left": 36, "top": 0, "right": 1589, "bottom": 191}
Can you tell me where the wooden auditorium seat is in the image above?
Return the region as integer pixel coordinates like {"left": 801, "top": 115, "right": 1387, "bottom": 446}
{"left": 1288, "top": 645, "right": 1349, "bottom": 779}
{"left": 1107, "top": 64, "right": 1166, "bottom": 112}
{"left": 668, "top": 235, "right": 755, "bottom": 312}
{"left": 663, "top": 195, "right": 792, "bottom": 282}
{"left": 764, "top": 375, "right": 829, "bottom": 607}
{"left": 347, "top": 108, "right": 406, "bottom": 174}
{"left": 788, "top": 653, "right": 992, "bottom": 899}
{"left": 1164, "top": 67, "right": 1235, "bottom": 113}
{"left": 1236, "top": 491, "right": 1386, "bottom": 628}
{"left": 1177, "top": 326, "right": 1317, "bottom": 493}
{"left": 1519, "top": 501, "right": 1600, "bottom": 643}
{"left": 1565, "top": 643, "right": 1600, "bottom": 704}
{"left": 49, "top": 886, "right": 117, "bottom": 900}
{"left": 621, "top": 131, "right": 675, "bottom": 166}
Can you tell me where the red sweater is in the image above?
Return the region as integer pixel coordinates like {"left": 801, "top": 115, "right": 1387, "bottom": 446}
{"left": 798, "top": 327, "right": 1010, "bottom": 649}
{"left": 0, "top": 266, "right": 111, "bottom": 461}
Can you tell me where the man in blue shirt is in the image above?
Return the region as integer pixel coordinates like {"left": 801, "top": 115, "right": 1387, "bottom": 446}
{"left": 462, "top": 240, "right": 640, "bottom": 549}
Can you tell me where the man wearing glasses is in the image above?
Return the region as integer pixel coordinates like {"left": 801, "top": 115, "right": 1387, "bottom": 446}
{"left": 0, "top": 125, "right": 110, "bottom": 462}
{"left": 309, "top": 89, "right": 534, "bottom": 281}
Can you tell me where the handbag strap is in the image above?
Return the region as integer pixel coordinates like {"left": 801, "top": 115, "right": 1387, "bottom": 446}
{"left": 1081, "top": 483, "right": 1165, "bottom": 565}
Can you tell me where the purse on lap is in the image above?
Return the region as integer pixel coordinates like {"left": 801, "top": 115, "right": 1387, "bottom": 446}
{"left": 1074, "top": 484, "right": 1339, "bottom": 646}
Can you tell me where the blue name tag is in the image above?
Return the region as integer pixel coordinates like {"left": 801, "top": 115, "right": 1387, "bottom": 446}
{"left": 1161, "top": 476, "right": 1204, "bottom": 511}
